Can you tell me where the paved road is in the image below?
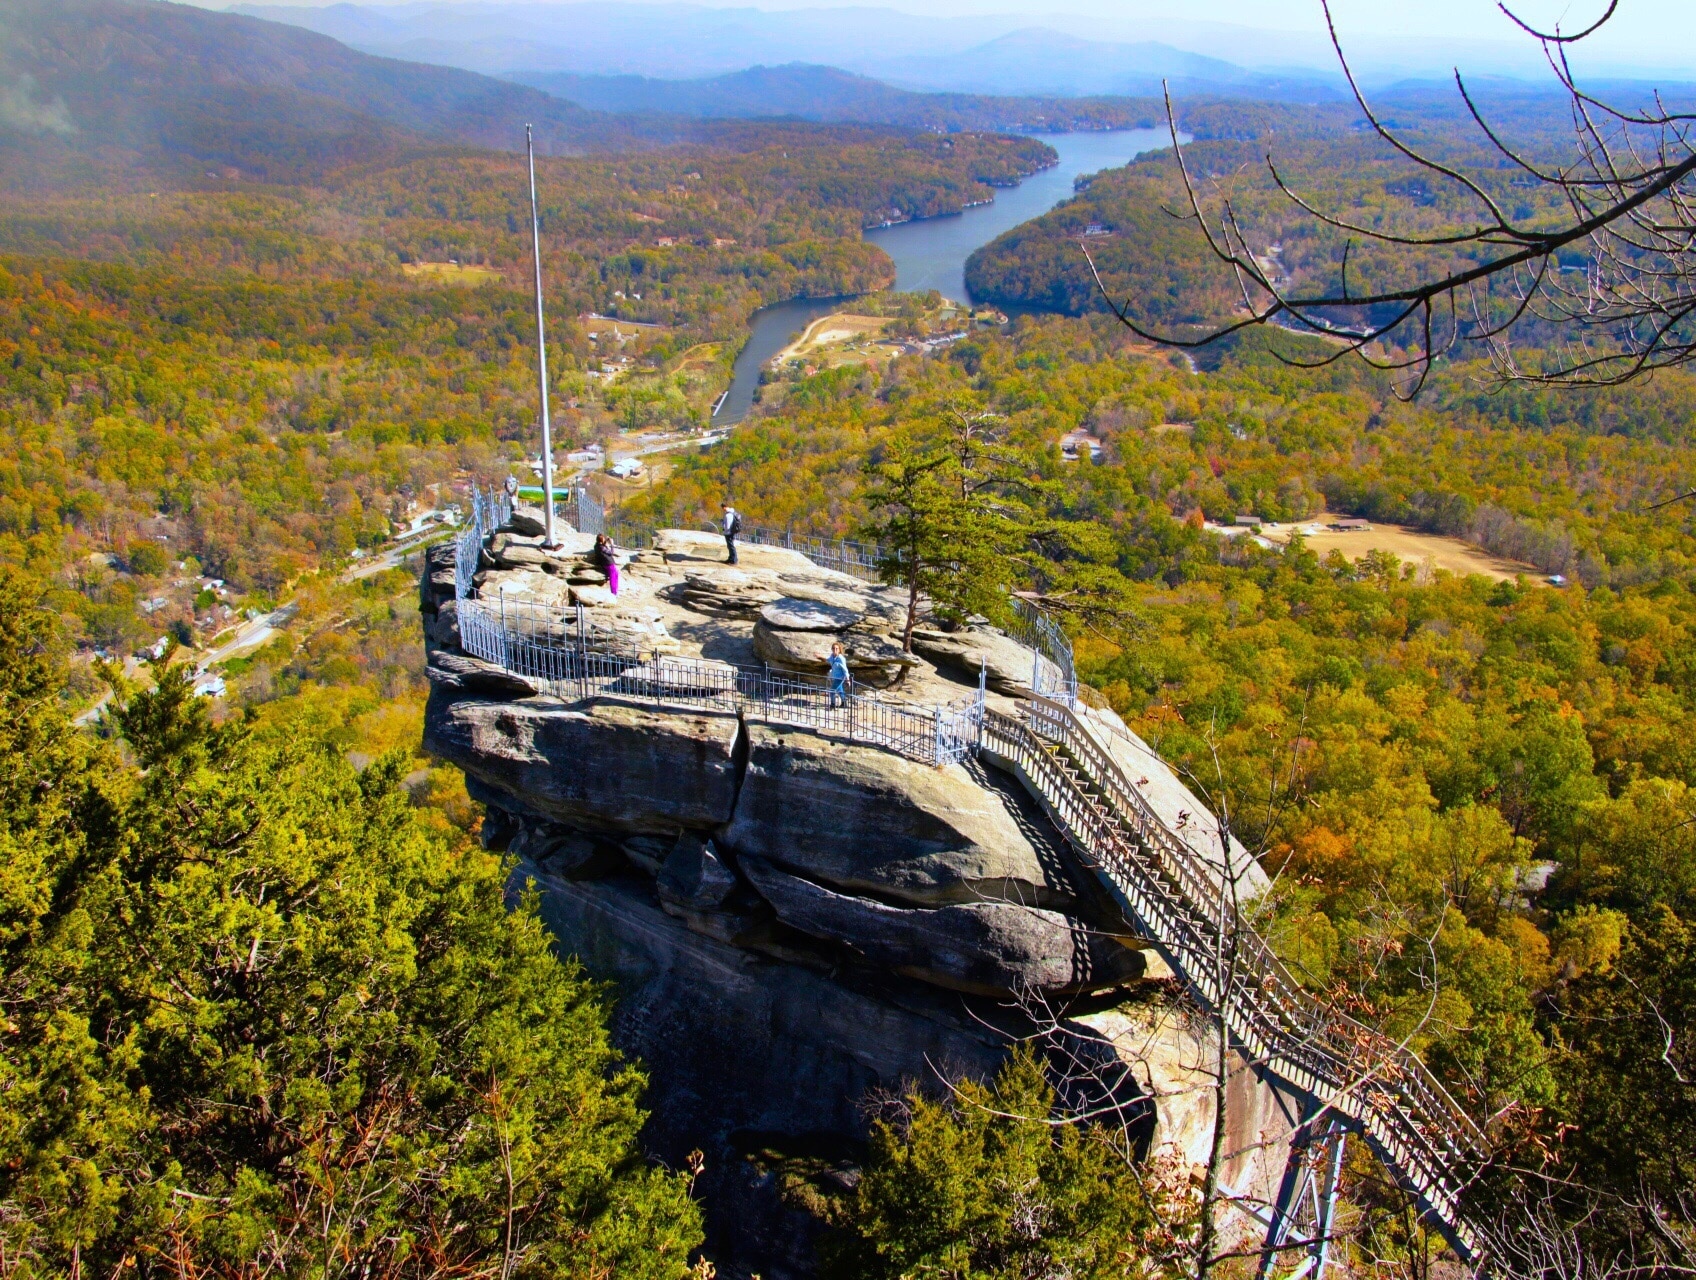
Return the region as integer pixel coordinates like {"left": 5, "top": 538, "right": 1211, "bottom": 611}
{"left": 342, "top": 529, "right": 455, "bottom": 582}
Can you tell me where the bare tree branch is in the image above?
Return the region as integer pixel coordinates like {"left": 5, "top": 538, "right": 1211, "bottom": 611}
{"left": 1086, "top": 1, "right": 1696, "bottom": 393}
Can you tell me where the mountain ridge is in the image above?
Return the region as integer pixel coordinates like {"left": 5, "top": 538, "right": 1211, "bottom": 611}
{"left": 232, "top": 1, "right": 1341, "bottom": 97}
{"left": 0, "top": 0, "right": 999, "bottom": 192}
{"left": 514, "top": 63, "right": 1172, "bottom": 132}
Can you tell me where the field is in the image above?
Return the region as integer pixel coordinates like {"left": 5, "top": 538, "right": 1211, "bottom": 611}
{"left": 1261, "top": 517, "right": 1541, "bottom": 582}
{"left": 400, "top": 261, "right": 505, "bottom": 284}
{"left": 773, "top": 312, "right": 904, "bottom": 369}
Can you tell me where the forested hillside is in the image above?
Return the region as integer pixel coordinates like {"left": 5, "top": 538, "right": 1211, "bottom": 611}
{"left": 627, "top": 314, "right": 1696, "bottom": 1262}
{"left": 963, "top": 90, "right": 1617, "bottom": 343}
{"left": 0, "top": 0, "right": 1053, "bottom": 190}
{"left": 2, "top": 8, "right": 1692, "bottom": 1266}
{"left": 0, "top": 125, "right": 1050, "bottom": 609}
{"left": 519, "top": 63, "right": 1172, "bottom": 133}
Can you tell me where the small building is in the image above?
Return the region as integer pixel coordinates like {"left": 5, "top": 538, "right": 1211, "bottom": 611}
{"left": 1234, "top": 514, "right": 1261, "bottom": 527}
{"left": 1060, "top": 430, "right": 1105, "bottom": 462}
{"left": 1329, "top": 518, "right": 1371, "bottom": 532}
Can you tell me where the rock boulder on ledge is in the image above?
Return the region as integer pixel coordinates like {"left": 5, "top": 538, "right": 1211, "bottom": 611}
{"left": 739, "top": 856, "right": 1147, "bottom": 996}
{"left": 723, "top": 723, "right": 1082, "bottom": 910}
{"left": 424, "top": 689, "right": 742, "bottom": 833}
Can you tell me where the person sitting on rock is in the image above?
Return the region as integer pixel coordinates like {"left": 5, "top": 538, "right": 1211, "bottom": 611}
{"left": 827, "top": 641, "right": 850, "bottom": 708}
{"left": 593, "top": 533, "right": 620, "bottom": 596}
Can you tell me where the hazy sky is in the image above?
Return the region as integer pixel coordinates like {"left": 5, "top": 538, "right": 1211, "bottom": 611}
{"left": 745, "top": 0, "right": 1693, "bottom": 58}
{"left": 213, "top": 0, "right": 1696, "bottom": 76}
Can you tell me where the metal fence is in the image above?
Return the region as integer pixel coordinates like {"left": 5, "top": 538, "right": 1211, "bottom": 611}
{"left": 1007, "top": 596, "right": 1078, "bottom": 705}
{"left": 982, "top": 698, "right": 1497, "bottom": 1261}
{"left": 737, "top": 526, "right": 883, "bottom": 581}
{"left": 458, "top": 592, "right": 984, "bottom": 766}
{"left": 454, "top": 483, "right": 513, "bottom": 601}
{"left": 457, "top": 478, "right": 1077, "bottom": 718}
{"left": 570, "top": 485, "right": 605, "bottom": 536}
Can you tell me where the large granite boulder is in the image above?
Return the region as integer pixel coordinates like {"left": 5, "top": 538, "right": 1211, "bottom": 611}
{"left": 429, "top": 597, "right": 461, "bottom": 649}
{"left": 751, "top": 619, "right": 911, "bottom": 680}
{"left": 759, "top": 598, "right": 864, "bottom": 631}
{"left": 477, "top": 566, "right": 575, "bottom": 612}
{"left": 420, "top": 541, "right": 458, "bottom": 616}
{"left": 425, "top": 689, "right": 742, "bottom": 833}
{"left": 909, "top": 626, "right": 1041, "bottom": 697}
{"left": 723, "top": 723, "right": 1080, "bottom": 910}
{"left": 739, "top": 856, "right": 1147, "bottom": 996}
{"left": 503, "top": 505, "right": 547, "bottom": 537}
{"left": 426, "top": 649, "right": 538, "bottom": 699}
{"left": 673, "top": 568, "right": 786, "bottom": 616}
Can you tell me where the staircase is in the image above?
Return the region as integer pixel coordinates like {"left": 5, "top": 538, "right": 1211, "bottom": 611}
{"left": 980, "top": 697, "right": 1501, "bottom": 1265}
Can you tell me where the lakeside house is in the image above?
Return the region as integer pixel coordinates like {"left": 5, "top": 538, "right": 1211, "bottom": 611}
{"left": 1060, "top": 430, "right": 1105, "bottom": 461}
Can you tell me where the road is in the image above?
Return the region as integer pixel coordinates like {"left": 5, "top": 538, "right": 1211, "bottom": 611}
{"left": 72, "top": 607, "right": 295, "bottom": 726}
{"left": 342, "top": 528, "right": 456, "bottom": 582}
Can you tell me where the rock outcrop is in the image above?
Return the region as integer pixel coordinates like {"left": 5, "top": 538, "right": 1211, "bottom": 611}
{"left": 724, "top": 724, "right": 1080, "bottom": 910}
{"left": 422, "top": 527, "right": 1296, "bottom": 1279}
{"left": 740, "top": 856, "right": 1148, "bottom": 996}
{"left": 426, "top": 697, "right": 742, "bottom": 833}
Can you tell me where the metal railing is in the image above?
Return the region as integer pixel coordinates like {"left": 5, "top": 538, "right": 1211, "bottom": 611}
{"left": 527, "top": 493, "right": 1082, "bottom": 703}
{"left": 570, "top": 485, "right": 605, "bottom": 536}
{"left": 1007, "top": 596, "right": 1078, "bottom": 705}
{"left": 981, "top": 698, "right": 1498, "bottom": 1263}
{"left": 454, "top": 483, "right": 513, "bottom": 601}
{"left": 457, "top": 592, "right": 984, "bottom": 768}
{"left": 736, "top": 526, "right": 884, "bottom": 581}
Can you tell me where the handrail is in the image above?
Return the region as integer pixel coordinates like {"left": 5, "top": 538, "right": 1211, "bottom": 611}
{"left": 456, "top": 595, "right": 984, "bottom": 768}
{"left": 981, "top": 703, "right": 1499, "bottom": 1262}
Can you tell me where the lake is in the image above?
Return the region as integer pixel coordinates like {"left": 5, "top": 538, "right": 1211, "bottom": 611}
{"left": 714, "top": 127, "right": 1173, "bottom": 424}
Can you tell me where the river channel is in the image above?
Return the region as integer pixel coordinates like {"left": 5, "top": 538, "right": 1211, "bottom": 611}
{"left": 713, "top": 127, "right": 1172, "bottom": 424}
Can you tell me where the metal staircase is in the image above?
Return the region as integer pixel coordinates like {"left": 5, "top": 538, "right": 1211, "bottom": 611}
{"left": 980, "top": 697, "right": 1502, "bottom": 1267}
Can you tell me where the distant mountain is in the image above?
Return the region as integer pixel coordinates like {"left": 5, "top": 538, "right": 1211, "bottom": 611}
{"left": 3, "top": 0, "right": 876, "bottom": 191}
{"left": 232, "top": 2, "right": 1011, "bottom": 79}
{"left": 876, "top": 29, "right": 1340, "bottom": 100}
{"left": 515, "top": 63, "right": 1169, "bottom": 132}
{"left": 234, "top": 2, "right": 1336, "bottom": 99}
{"left": 0, "top": 0, "right": 640, "bottom": 188}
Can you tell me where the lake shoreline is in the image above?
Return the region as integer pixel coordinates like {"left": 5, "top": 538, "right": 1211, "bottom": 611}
{"left": 717, "top": 129, "right": 1173, "bottom": 424}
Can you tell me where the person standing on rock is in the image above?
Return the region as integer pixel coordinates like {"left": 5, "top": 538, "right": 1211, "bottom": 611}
{"left": 827, "top": 641, "right": 850, "bottom": 708}
{"left": 593, "top": 532, "right": 620, "bottom": 596}
{"left": 722, "top": 503, "right": 742, "bottom": 564}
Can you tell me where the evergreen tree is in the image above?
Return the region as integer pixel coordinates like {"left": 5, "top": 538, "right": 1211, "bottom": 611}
{"left": 828, "top": 1048, "right": 1167, "bottom": 1280}
{"left": 0, "top": 569, "right": 702, "bottom": 1277}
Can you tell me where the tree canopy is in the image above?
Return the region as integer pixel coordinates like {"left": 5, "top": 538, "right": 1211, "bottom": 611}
{"left": 0, "top": 569, "right": 703, "bottom": 1276}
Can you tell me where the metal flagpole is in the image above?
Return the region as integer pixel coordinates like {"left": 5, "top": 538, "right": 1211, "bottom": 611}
{"left": 525, "top": 124, "right": 559, "bottom": 548}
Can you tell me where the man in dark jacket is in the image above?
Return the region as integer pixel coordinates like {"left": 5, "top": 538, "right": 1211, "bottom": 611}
{"left": 723, "top": 504, "right": 742, "bottom": 564}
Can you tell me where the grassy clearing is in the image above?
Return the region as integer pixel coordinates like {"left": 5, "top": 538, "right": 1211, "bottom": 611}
{"left": 401, "top": 261, "right": 505, "bottom": 284}
{"left": 1263, "top": 517, "right": 1541, "bottom": 583}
